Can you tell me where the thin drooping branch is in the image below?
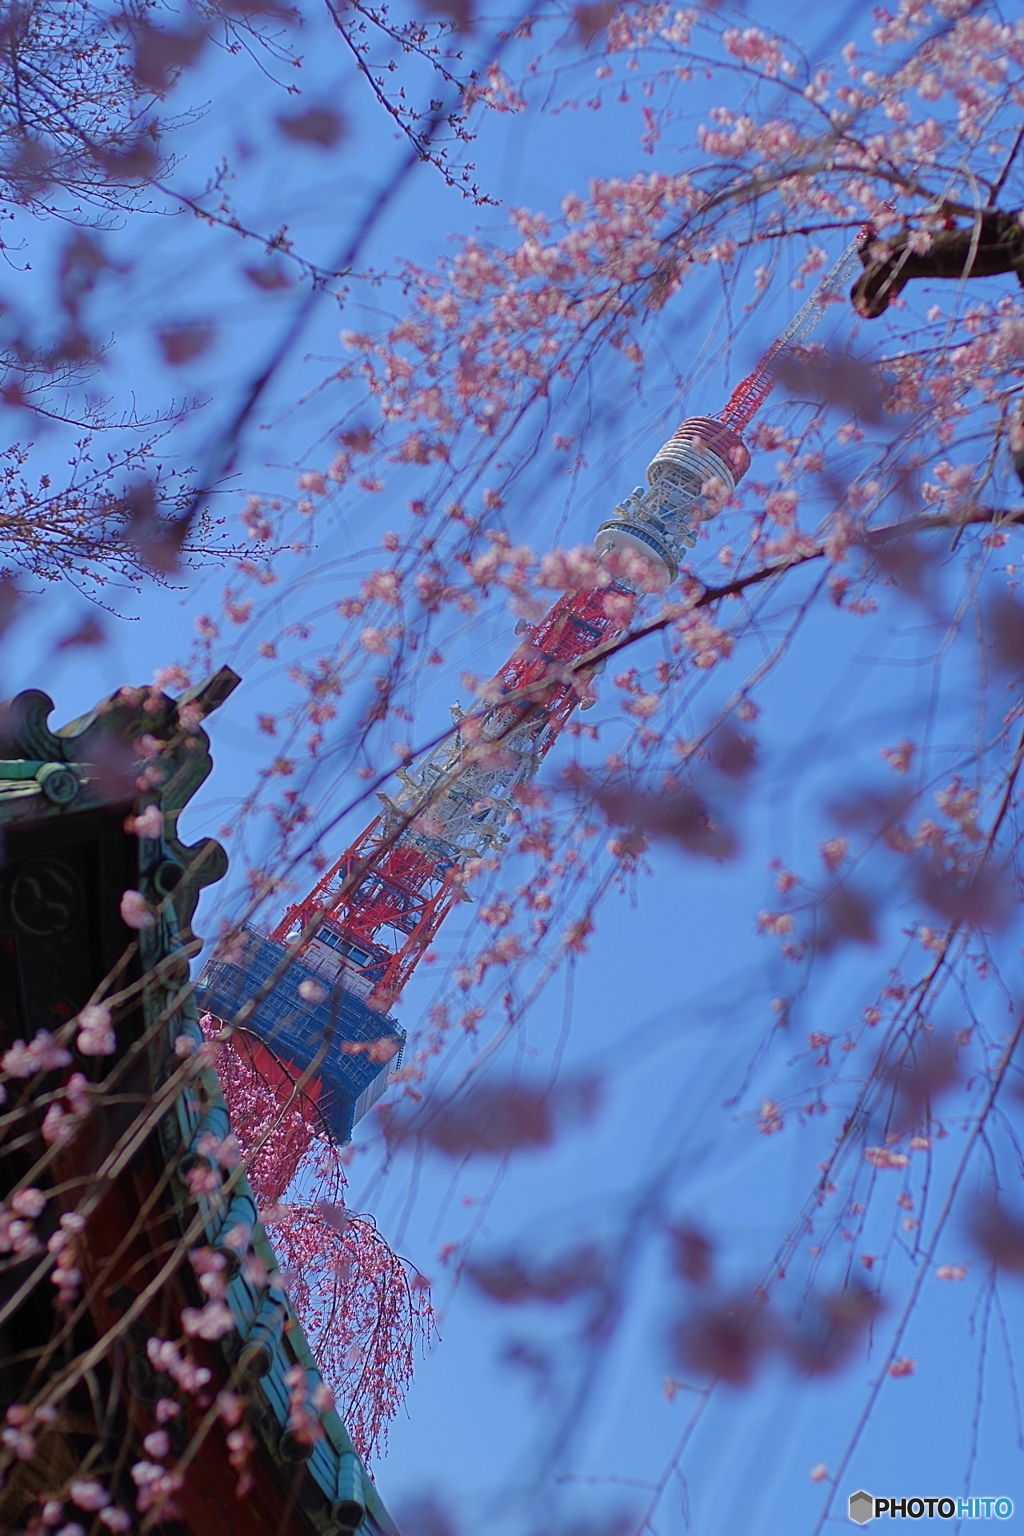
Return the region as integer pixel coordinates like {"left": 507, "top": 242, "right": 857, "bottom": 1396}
{"left": 175, "top": 0, "right": 535, "bottom": 537}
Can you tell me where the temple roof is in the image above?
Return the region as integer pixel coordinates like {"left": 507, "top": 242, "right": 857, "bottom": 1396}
{"left": 0, "top": 671, "right": 399, "bottom": 1535}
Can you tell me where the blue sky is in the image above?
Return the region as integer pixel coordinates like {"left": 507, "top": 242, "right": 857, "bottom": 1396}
{"left": 4, "top": 1, "right": 1024, "bottom": 1529}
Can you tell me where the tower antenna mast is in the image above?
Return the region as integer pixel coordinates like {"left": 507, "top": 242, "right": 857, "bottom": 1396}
{"left": 719, "top": 229, "right": 871, "bottom": 431}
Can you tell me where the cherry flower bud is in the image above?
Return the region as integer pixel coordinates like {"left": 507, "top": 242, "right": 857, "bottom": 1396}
{"left": 185, "top": 1164, "right": 221, "bottom": 1196}
{"left": 76, "top": 1002, "right": 111, "bottom": 1038}
{"left": 143, "top": 1430, "right": 170, "bottom": 1459}
{"left": 181, "top": 1300, "right": 235, "bottom": 1340}
{"left": 99, "top": 1510, "right": 132, "bottom": 1532}
{"left": 195, "top": 1132, "right": 239, "bottom": 1169}
{"left": 42, "top": 1103, "right": 70, "bottom": 1145}
{"left": 69, "top": 1481, "right": 110, "bottom": 1511}
{"left": 120, "top": 890, "right": 156, "bottom": 930}
{"left": 216, "top": 1390, "right": 244, "bottom": 1427}
{"left": 127, "top": 804, "right": 164, "bottom": 839}
{"left": 11, "top": 1188, "right": 45, "bottom": 1218}
{"left": 220, "top": 1221, "right": 251, "bottom": 1253}
{"left": 1, "top": 1424, "right": 36, "bottom": 1458}
{"left": 77, "top": 1028, "right": 115, "bottom": 1057}
{"left": 65, "top": 1075, "right": 91, "bottom": 1114}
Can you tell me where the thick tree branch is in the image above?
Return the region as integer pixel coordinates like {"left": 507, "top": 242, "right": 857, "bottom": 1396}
{"left": 852, "top": 209, "right": 1024, "bottom": 318}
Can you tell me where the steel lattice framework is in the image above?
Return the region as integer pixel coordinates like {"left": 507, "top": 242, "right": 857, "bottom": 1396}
{"left": 206, "top": 222, "right": 875, "bottom": 1166}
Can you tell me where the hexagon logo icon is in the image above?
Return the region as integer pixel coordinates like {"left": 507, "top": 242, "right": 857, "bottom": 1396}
{"left": 848, "top": 1490, "right": 874, "bottom": 1525}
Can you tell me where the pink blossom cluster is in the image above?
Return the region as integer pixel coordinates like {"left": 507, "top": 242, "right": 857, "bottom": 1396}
{"left": 189, "top": 1245, "right": 230, "bottom": 1299}
{"left": 130, "top": 1459, "right": 183, "bottom": 1520}
{"left": 146, "top": 1335, "right": 212, "bottom": 1396}
{"left": 125, "top": 803, "right": 165, "bottom": 840}
{"left": 225, "top": 1406, "right": 256, "bottom": 1492}
{"left": 2, "top": 1029, "right": 71, "bottom": 1079}
{"left": 42, "top": 1073, "right": 94, "bottom": 1146}
{"left": 0, "top": 1186, "right": 47, "bottom": 1257}
{"left": 76, "top": 1003, "right": 115, "bottom": 1057}
{"left": 758, "top": 1100, "right": 784, "bottom": 1135}
{"left": 195, "top": 1131, "right": 241, "bottom": 1170}
{"left": 722, "top": 24, "right": 790, "bottom": 76}
{"left": 2, "top": 1401, "right": 56, "bottom": 1461}
{"left": 48, "top": 1211, "right": 86, "bottom": 1312}
{"left": 758, "top": 910, "right": 795, "bottom": 937}
{"left": 263, "top": 1202, "right": 432, "bottom": 1459}
{"left": 36, "top": 1482, "right": 131, "bottom": 1534}
{"left": 180, "top": 1299, "right": 235, "bottom": 1340}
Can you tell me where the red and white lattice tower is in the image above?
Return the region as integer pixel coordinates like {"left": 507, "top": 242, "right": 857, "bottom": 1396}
{"left": 212, "top": 226, "right": 870, "bottom": 1194}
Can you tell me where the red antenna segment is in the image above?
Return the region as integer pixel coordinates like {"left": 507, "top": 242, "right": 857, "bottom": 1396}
{"left": 719, "top": 227, "right": 872, "bottom": 431}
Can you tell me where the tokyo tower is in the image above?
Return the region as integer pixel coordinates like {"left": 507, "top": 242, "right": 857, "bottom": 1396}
{"left": 197, "top": 229, "right": 869, "bottom": 1200}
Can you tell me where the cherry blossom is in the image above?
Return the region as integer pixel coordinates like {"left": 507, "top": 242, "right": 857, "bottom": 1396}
{"left": 69, "top": 1482, "right": 110, "bottom": 1512}
{"left": 98, "top": 1512, "right": 132, "bottom": 1533}
{"left": 120, "top": 889, "right": 155, "bottom": 930}
{"left": 181, "top": 1299, "right": 235, "bottom": 1340}
{"left": 76, "top": 1003, "right": 115, "bottom": 1057}
{"left": 2, "top": 1030, "right": 72, "bottom": 1078}
{"left": 127, "top": 803, "right": 164, "bottom": 838}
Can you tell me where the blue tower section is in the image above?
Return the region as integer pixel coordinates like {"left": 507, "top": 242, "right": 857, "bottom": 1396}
{"left": 196, "top": 925, "right": 405, "bottom": 1144}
